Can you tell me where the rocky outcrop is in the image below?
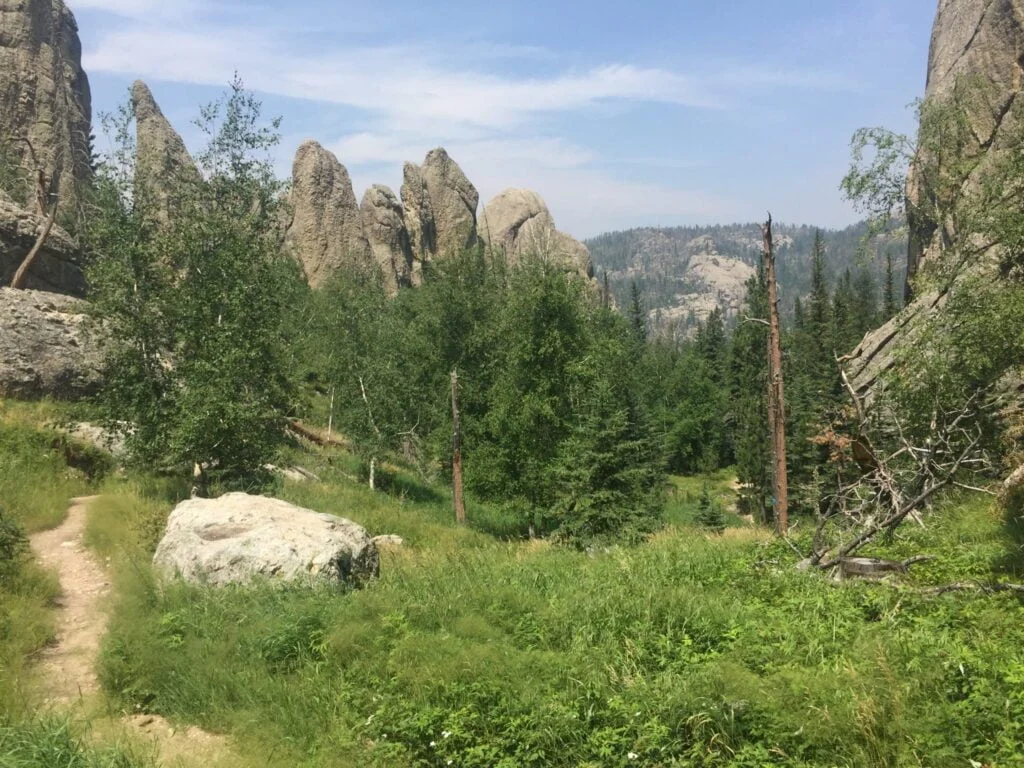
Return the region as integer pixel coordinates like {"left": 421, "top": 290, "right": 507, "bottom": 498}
{"left": 401, "top": 149, "right": 478, "bottom": 267}
{"left": 0, "top": 189, "right": 84, "bottom": 295}
{"left": 906, "top": 0, "right": 1024, "bottom": 290}
{"left": 851, "top": 0, "right": 1024, "bottom": 392}
{"left": 360, "top": 184, "right": 413, "bottom": 296}
{"left": 131, "top": 80, "right": 199, "bottom": 219}
{"left": 480, "top": 188, "right": 593, "bottom": 279}
{"left": 400, "top": 162, "right": 435, "bottom": 285}
{"left": 153, "top": 493, "right": 380, "bottom": 587}
{"left": 0, "top": 0, "right": 91, "bottom": 212}
{"left": 0, "top": 286, "right": 103, "bottom": 399}
{"left": 286, "top": 141, "right": 372, "bottom": 288}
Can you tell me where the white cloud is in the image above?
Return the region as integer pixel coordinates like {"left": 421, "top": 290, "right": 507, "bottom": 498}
{"left": 84, "top": 27, "right": 720, "bottom": 133}
{"left": 72, "top": 0, "right": 201, "bottom": 20}
{"left": 81, "top": 6, "right": 854, "bottom": 234}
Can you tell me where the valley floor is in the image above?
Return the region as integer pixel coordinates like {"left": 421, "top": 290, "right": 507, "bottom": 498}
{"left": 2, "top": 400, "right": 1024, "bottom": 767}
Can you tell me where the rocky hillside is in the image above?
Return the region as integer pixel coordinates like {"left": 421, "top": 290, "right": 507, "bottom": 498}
{"left": 588, "top": 222, "right": 906, "bottom": 335}
{"left": 849, "top": 0, "right": 1024, "bottom": 394}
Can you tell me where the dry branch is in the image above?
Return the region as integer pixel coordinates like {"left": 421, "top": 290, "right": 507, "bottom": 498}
{"left": 10, "top": 199, "right": 58, "bottom": 289}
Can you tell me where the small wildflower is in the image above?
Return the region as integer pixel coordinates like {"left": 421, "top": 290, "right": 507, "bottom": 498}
{"left": 430, "top": 741, "right": 436, "bottom": 748}
{"left": 442, "top": 731, "right": 452, "bottom": 739}
{"left": 628, "top": 752, "right": 639, "bottom": 760}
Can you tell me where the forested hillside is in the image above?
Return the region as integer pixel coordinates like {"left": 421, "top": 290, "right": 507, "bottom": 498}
{"left": 588, "top": 221, "right": 906, "bottom": 336}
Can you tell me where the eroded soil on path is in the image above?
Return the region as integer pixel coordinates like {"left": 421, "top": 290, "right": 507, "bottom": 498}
{"left": 30, "top": 496, "right": 238, "bottom": 767}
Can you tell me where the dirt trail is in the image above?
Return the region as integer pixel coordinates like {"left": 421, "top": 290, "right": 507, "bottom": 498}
{"left": 29, "top": 496, "right": 236, "bottom": 767}
{"left": 30, "top": 495, "right": 108, "bottom": 705}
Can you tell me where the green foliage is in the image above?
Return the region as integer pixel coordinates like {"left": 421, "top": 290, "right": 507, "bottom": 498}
{"left": 86, "top": 80, "right": 299, "bottom": 490}
{"left": 97, "top": 483, "right": 1024, "bottom": 767}
{"left": 0, "top": 505, "right": 27, "bottom": 585}
{"left": 0, "top": 719, "right": 152, "bottom": 768}
{"left": 695, "top": 482, "right": 726, "bottom": 534}
{"left": 294, "top": 252, "right": 665, "bottom": 547}
{"left": 549, "top": 377, "right": 664, "bottom": 547}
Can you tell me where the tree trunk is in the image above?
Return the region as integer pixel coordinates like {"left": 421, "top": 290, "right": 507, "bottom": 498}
{"left": 369, "top": 456, "right": 376, "bottom": 491}
{"left": 762, "top": 215, "right": 789, "bottom": 536}
{"left": 10, "top": 199, "right": 58, "bottom": 289}
{"left": 451, "top": 370, "right": 466, "bottom": 525}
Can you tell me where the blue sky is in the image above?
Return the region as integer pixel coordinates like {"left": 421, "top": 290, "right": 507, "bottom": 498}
{"left": 74, "top": 0, "right": 937, "bottom": 238}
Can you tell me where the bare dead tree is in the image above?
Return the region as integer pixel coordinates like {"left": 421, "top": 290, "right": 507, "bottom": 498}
{"left": 807, "top": 374, "right": 992, "bottom": 571}
{"left": 451, "top": 370, "right": 466, "bottom": 525}
{"left": 7, "top": 135, "right": 60, "bottom": 290}
{"left": 762, "top": 214, "right": 789, "bottom": 535}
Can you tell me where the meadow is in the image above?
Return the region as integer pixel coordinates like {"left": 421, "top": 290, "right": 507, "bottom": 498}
{"left": 3, "top": 400, "right": 1024, "bottom": 767}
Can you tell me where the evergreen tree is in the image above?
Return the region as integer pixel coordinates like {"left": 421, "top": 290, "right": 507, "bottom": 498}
{"left": 729, "top": 269, "right": 771, "bottom": 521}
{"left": 695, "top": 482, "right": 726, "bottom": 534}
{"left": 832, "top": 269, "right": 857, "bottom": 353}
{"left": 883, "top": 252, "right": 898, "bottom": 320}
{"left": 550, "top": 376, "right": 664, "bottom": 547}
{"left": 852, "top": 268, "right": 879, "bottom": 338}
{"left": 628, "top": 280, "right": 647, "bottom": 343}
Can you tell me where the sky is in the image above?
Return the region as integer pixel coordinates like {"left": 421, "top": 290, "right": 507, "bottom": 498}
{"left": 74, "top": 0, "right": 938, "bottom": 239}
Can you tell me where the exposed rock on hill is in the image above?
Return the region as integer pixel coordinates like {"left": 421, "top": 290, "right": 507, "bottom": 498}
{"left": 587, "top": 223, "right": 903, "bottom": 338}
{"left": 0, "top": 189, "right": 84, "bottom": 294}
{"left": 360, "top": 184, "right": 413, "bottom": 296}
{"left": 153, "top": 493, "right": 380, "bottom": 587}
{"left": 287, "top": 140, "right": 372, "bottom": 288}
{"left": 906, "top": 0, "right": 1024, "bottom": 289}
{"left": 480, "top": 188, "right": 593, "bottom": 279}
{"left": 850, "top": 0, "right": 1024, "bottom": 393}
{"left": 131, "top": 80, "right": 199, "bottom": 220}
{"left": 408, "top": 148, "right": 479, "bottom": 260}
{"left": 0, "top": 286, "right": 103, "bottom": 399}
{"left": 0, "top": 0, "right": 91, "bottom": 212}
{"left": 400, "top": 161, "right": 436, "bottom": 285}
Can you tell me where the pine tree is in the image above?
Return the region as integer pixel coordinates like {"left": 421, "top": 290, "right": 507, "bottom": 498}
{"left": 628, "top": 281, "right": 647, "bottom": 343}
{"left": 883, "top": 252, "right": 898, "bottom": 320}
{"left": 852, "top": 268, "right": 879, "bottom": 338}
{"left": 696, "top": 482, "right": 726, "bottom": 534}
{"left": 729, "top": 269, "right": 771, "bottom": 521}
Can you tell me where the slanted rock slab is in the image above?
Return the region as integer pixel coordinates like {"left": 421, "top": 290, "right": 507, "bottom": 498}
{"left": 0, "top": 286, "right": 104, "bottom": 399}
{"left": 154, "top": 493, "right": 379, "bottom": 587}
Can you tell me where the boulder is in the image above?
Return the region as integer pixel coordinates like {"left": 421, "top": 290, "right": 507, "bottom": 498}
{"left": 480, "top": 188, "right": 593, "bottom": 279}
{"left": 0, "top": 189, "right": 84, "bottom": 295}
{"left": 286, "top": 140, "right": 372, "bottom": 288}
{"left": 153, "top": 493, "right": 380, "bottom": 587}
{"left": 360, "top": 184, "right": 413, "bottom": 296}
{"left": 131, "top": 80, "right": 200, "bottom": 221}
{"left": 0, "top": 0, "right": 92, "bottom": 212}
{"left": 0, "top": 286, "right": 103, "bottom": 399}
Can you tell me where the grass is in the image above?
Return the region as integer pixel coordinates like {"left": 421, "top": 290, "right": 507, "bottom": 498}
{"left": 90, "top": 449, "right": 1024, "bottom": 767}
{"left": 5, "top": 399, "right": 1024, "bottom": 766}
{"left": 0, "top": 399, "right": 97, "bottom": 719}
{"left": 0, "top": 399, "right": 149, "bottom": 768}
{"left": 0, "top": 719, "right": 152, "bottom": 768}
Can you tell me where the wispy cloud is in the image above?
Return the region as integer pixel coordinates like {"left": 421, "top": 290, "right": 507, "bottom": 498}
{"left": 81, "top": 1, "right": 861, "bottom": 236}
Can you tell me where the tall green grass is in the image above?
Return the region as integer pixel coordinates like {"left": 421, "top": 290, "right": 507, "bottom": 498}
{"left": 96, "top": 469, "right": 1024, "bottom": 767}
{"left": 0, "top": 719, "right": 152, "bottom": 768}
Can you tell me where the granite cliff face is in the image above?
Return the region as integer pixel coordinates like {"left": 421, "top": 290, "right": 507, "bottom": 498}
{"left": 285, "top": 145, "right": 592, "bottom": 291}
{"left": 286, "top": 140, "right": 373, "bottom": 289}
{"left": 0, "top": 0, "right": 91, "bottom": 212}
{"left": 849, "top": 0, "right": 1024, "bottom": 393}
{"left": 480, "top": 188, "right": 593, "bottom": 279}
{"left": 131, "top": 80, "right": 199, "bottom": 221}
